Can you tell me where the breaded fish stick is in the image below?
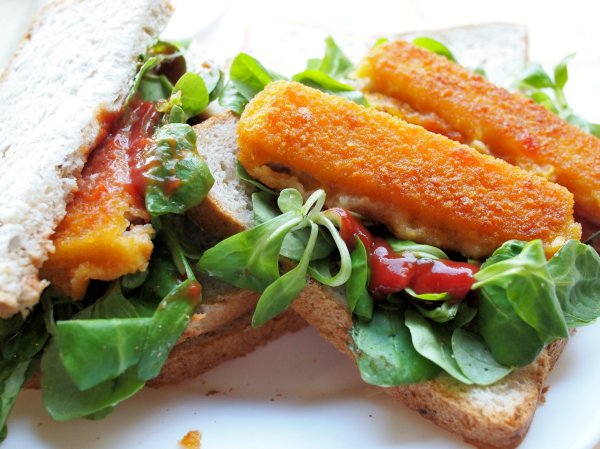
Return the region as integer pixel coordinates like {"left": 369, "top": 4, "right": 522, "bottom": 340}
{"left": 42, "top": 102, "right": 156, "bottom": 298}
{"left": 238, "top": 81, "right": 580, "bottom": 259}
{"left": 359, "top": 40, "right": 600, "bottom": 225}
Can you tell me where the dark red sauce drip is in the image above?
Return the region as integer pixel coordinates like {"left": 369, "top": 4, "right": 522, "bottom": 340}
{"left": 187, "top": 280, "right": 202, "bottom": 302}
{"left": 118, "top": 100, "right": 161, "bottom": 204}
{"left": 330, "top": 208, "right": 479, "bottom": 302}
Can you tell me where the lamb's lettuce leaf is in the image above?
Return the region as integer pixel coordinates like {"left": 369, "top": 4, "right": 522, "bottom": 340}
{"left": 198, "top": 211, "right": 303, "bottom": 292}
{"left": 451, "top": 328, "right": 513, "bottom": 385}
{"left": 220, "top": 37, "right": 366, "bottom": 113}
{"left": 515, "top": 54, "right": 600, "bottom": 137}
{"left": 345, "top": 238, "right": 373, "bottom": 320}
{"left": 305, "top": 36, "right": 354, "bottom": 79}
{"left": 412, "top": 36, "right": 457, "bottom": 62}
{"left": 42, "top": 342, "right": 145, "bottom": 421}
{"left": 198, "top": 189, "right": 352, "bottom": 326}
{"left": 144, "top": 123, "right": 214, "bottom": 216}
{"left": 252, "top": 223, "right": 319, "bottom": 327}
{"left": 0, "top": 307, "right": 47, "bottom": 440}
{"left": 404, "top": 309, "right": 472, "bottom": 384}
{"left": 474, "top": 240, "right": 569, "bottom": 343}
{"left": 56, "top": 318, "right": 150, "bottom": 391}
{"left": 350, "top": 308, "right": 440, "bottom": 386}
{"left": 547, "top": 240, "right": 600, "bottom": 327}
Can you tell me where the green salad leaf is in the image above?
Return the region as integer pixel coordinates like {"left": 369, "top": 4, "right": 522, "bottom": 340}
{"left": 0, "top": 307, "right": 47, "bottom": 441}
{"left": 171, "top": 72, "right": 209, "bottom": 120}
{"left": 253, "top": 223, "right": 319, "bottom": 326}
{"left": 0, "top": 359, "right": 39, "bottom": 439}
{"left": 144, "top": 123, "right": 214, "bottom": 216}
{"left": 220, "top": 37, "right": 367, "bottom": 114}
{"left": 474, "top": 240, "right": 568, "bottom": 343}
{"left": 252, "top": 191, "right": 334, "bottom": 262}
{"left": 219, "top": 53, "right": 284, "bottom": 114}
{"left": 345, "top": 238, "right": 373, "bottom": 320}
{"left": 477, "top": 283, "right": 546, "bottom": 367}
{"left": 137, "top": 278, "right": 200, "bottom": 380}
{"left": 56, "top": 318, "right": 150, "bottom": 391}
{"left": 199, "top": 211, "right": 303, "bottom": 292}
{"left": 42, "top": 342, "right": 145, "bottom": 421}
{"left": 199, "top": 188, "right": 352, "bottom": 326}
{"left": 414, "top": 301, "right": 459, "bottom": 323}
{"left": 451, "top": 327, "right": 513, "bottom": 385}
{"left": 547, "top": 240, "right": 600, "bottom": 327}
{"left": 306, "top": 36, "right": 354, "bottom": 79}
{"left": 515, "top": 54, "right": 600, "bottom": 137}
{"left": 387, "top": 239, "right": 449, "bottom": 260}
{"left": 404, "top": 309, "right": 472, "bottom": 384}
{"left": 412, "top": 36, "right": 457, "bottom": 62}
{"left": 350, "top": 308, "right": 440, "bottom": 386}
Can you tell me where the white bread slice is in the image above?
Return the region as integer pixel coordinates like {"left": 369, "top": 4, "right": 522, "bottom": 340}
{"left": 0, "top": 0, "right": 173, "bottom": 317}
{"left": 187, "top": 112, "right": 256, "bottom": 236}
{"left": 243, "top": 22, "right": 527, "bottom": 85}
{"left": 191, "top": 111, "right": 567, "bottom": 449}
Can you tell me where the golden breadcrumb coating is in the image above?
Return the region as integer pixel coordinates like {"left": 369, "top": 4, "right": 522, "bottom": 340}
{"left": 42, "top": 104, "right": 155, "bottom": 298}
{"left": 238, "top": 81, "right": 580, "bottom": 259}
{"left": 359, "top": 40, "right": 600, "bottom": 225}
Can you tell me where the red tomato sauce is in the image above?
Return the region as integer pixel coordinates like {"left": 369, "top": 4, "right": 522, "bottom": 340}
{"left": 332, "top": 208, "right": 478, "bottom": 302}
{"left": 125, "top": 101, "right": 161, "bottom": 203}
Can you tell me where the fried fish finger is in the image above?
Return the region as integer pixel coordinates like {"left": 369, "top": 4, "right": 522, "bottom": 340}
{"left": 41, "top": 102, "right": 157, "bottom": 298}
{"left": 238, "top": 81, "right": 580, "bottom": 259}
{"left": 359, "top": 40, "right": 600, "bottom": 225}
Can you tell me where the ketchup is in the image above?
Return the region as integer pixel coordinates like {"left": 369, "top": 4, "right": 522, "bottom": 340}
{"left": 120, "top": 100, "right": 161, "bottom": 203}
{"left": 332, "top": 208, "right": 478, "bottom": 302}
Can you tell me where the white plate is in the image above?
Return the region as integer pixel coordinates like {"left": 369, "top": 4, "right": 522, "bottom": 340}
{"left": 4, "top": 323, "right": 600, "bottom": 449}
{"left": 2, "top": 1, "right": 600, "bottom": 448}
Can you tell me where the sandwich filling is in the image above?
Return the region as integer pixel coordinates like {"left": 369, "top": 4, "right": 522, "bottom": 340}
{"left": 42, "top": 101, "right": 158, "bottom": 299}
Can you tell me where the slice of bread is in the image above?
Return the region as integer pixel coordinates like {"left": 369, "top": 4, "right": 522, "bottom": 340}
{"left": 25, "top": 273, "right": 306, "bottom": 389}
{"left": 0, "top": 0, "right": 173, "bottom": 317}
{"left": 243, "top": 22, "right": 527, "bottom": 85}
{"left": 192, "top": 111, "right": 567, "bottom": 449}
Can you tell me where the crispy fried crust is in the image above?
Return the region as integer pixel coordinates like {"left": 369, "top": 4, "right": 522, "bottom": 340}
{"left": 360, "top": 40, "right": 600, "bottom": 225}
{"left": 238, "top": 81, "right": 580, "bottom": 259}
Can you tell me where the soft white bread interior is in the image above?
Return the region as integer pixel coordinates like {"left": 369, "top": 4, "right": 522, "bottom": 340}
{"left": 0, "top": 0, "right": 173, "bottom": 317}
{"left": 193, "top": 111, "right": 567, "bottom": 449}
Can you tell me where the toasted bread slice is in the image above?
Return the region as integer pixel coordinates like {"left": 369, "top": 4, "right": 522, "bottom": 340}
{"left": 26, "top": 275, "right": 306, "bottom": 389}
{"left": 192, "top": 111, "right": 567, "bottom": 449}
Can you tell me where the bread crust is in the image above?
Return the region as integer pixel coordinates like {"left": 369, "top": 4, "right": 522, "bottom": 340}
{"left": 292, "top": 281, "right": 565, "bottom": 449}
{"left": 188, "top": 113, "right": 256, "bottom": 236}
{"left": 151, "top": 308, "right": 306, "bottom": 386}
